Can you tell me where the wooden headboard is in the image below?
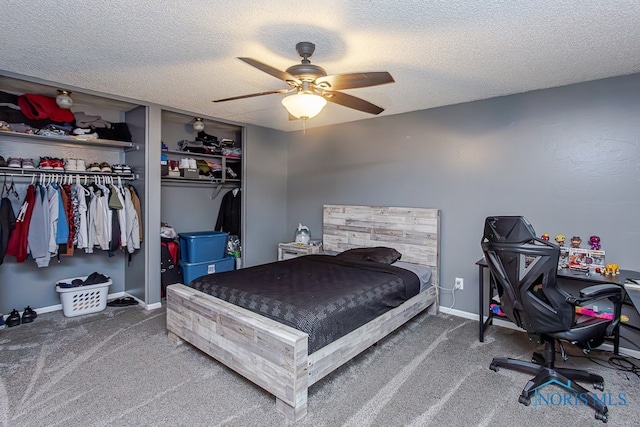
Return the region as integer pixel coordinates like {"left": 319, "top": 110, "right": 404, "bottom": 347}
{"left": 323, "top": 205, "right": 440, "bottom": 288}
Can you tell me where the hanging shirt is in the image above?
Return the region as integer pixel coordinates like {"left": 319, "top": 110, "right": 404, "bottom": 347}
{"left": 215, "top": 189, "right": 241, "bottom": 237}
{"left": 128, "top": 184, "right": 143, "bottom": 243}
{"left": 46, "top": 184, "right": 60, "bottom": 256}
{"left": 123, "top": 186, "right": 140, "bottom": 253}
{"left": 73, "top": 181, "right": 88, "bottom": 250}
{"left": 29, "top": 184, "right": 51, "bottom": 267}
{"left": 6, "top": 184, "right": 36, "bottom": 262}
{"left": 55, "top": 184, "right": 69, "bottom": 245}
{"left": 0, "top": 196, "right": 16, "bottom": 265}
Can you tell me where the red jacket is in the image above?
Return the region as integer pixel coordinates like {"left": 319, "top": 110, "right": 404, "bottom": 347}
{"left": 6, "top": 185, "right": 36, "bottom": 262}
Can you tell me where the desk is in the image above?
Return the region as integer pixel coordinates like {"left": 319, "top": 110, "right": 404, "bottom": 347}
{"left": 476, "top": 257, "right": 640, "bottom": 354}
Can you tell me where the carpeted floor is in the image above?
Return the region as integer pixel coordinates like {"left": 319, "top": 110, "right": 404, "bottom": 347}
{"left": 0, "top": 305, "right": 638, "bottom": 427}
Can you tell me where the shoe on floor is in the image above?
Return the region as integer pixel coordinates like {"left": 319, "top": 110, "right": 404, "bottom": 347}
{"left": 6, "top": 309, "right": 21, "bottom": 327}
{"left": 21, "top": 306, "right": 37, "bottom": 324}
{"left": 107, "top": 297, "right": 138, "bottom": 307}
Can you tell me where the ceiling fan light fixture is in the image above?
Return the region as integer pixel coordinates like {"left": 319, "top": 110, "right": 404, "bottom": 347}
{"left": 281, "top": 93, "right": 327, "bottom": 120}
{"left": 192, "top": 117, "right": 205, "bottom": 131}
{"left": 56, "top": 90, "right": 73, "bottom": 109}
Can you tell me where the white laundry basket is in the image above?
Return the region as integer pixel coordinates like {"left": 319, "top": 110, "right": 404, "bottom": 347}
{"left": 56, "top": 276, "right": 112, "bottom": 317}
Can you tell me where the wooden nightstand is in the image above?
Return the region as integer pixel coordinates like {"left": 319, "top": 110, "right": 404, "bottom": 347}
{"left": 277, "top": 242, "right": 321, "bottom": 261}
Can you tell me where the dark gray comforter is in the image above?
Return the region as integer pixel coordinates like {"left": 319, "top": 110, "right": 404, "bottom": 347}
{"left": 189, "top": 254, "right": 420, "bottom": 353}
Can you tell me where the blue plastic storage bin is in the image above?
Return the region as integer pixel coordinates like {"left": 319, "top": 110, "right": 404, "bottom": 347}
{"left": 180, "top": 256, "right": 235, "bottom": 285}
{"left": 179, "top": 231, "right": 229, "bottom": 263}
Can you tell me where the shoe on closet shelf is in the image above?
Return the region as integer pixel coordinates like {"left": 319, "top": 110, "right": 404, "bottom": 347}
{"left": 21, "top": 158, "right": 35, "bottom": 169}
{"left": 21, "top": 306, "right": 37, "bottom": 324}
{"left": 7, "top": 157, "right": 21, "bottom": 168}
{"left": 99, "top": 162, "right": 112, "bottom": 173}
{"left": 188, "top": 158, "right": 197, "bottom": 169}
{"left": 226, "top": 167, "right": 238, "bottom": 179}
{"left": 0, "top": 156, "right": 7, "bottom": 167}
{"left": 75, "top": 159, "right": 86, "bottom": 171}
{"left": 39, "top": 157, "right": 53, "bottom": 170}
{"left": 51, "top": 158, "right": 64, "bottom": 171}
{"left": 65, "top": 158, "right": 77, "bottom": 171}
{"left": 168, "top": 162, "right": 180, "bottom": 177}
{"left": 179, "top": 158, "right": 190, "bottom": 169}
{"left": 87, "top": 162, "right": 101, "bottom": 172}
{"left": 113, "top": 164, "right": 132, "bottom": 174}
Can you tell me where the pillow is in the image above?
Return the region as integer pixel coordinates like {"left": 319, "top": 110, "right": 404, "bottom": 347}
{"left": 335, "top": 247, "right": 402, "bottom": 264}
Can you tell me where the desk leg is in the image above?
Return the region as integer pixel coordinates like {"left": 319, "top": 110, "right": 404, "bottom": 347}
{"left": 479, "top": 264, "right": 486, "bottom": 342}
{"left": 479, "top": 263, "right": 495, "bottom": 342}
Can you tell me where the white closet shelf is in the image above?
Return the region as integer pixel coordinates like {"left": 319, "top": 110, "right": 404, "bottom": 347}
{"left": 160, "top": 176, "right": 239, "bottom": 185}
{"left": 0, "top": 130, "right": 137, "bottom": 150}
{"left": 162, "top": 149, "right": 241, "bottom": 161}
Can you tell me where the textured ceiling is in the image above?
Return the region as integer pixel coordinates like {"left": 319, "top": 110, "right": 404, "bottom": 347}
{"left": 1, "top": 1, "right": 639, "bottom": 132}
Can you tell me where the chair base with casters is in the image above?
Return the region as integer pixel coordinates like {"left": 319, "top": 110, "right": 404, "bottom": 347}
{"left": 489, "top": 335, "right": 609, "bottom": 423}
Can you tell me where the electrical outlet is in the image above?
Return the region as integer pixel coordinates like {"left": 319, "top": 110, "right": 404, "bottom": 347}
{"left": 455, "top": 277, "right": 464, "bottom": 290}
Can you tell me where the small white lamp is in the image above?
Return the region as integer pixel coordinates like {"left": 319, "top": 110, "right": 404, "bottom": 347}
{"left": 192, "top": 117, "right": 205, "bottom": 131}
{"left": 56, "top": 90, "right": 73, "bottom": 109}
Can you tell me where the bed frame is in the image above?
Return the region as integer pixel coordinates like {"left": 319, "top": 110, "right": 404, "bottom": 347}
{"left": 166, "top": 205, "right": 440, "bottom": 421}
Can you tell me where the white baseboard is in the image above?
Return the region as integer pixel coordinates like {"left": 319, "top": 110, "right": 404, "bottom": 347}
{"left": 143, "top": 301, "right": 163, "bottom": 310}
{"left": 21, "top": 291, "right": 162, "bottom": 317}
{"left": 438, "top": 305, "right": 640, "bottom": 359}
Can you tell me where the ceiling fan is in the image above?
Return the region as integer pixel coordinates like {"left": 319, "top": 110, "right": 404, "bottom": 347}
{"left": 213, "top": 42, "right": 395, "bottom": 120}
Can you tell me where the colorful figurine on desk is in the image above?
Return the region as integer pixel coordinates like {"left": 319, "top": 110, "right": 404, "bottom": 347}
{"left": 541, "top": 233, "right": 550, "bottom": 241}
{"left": 604, "top": 263, "right": 620, "bottom": 275}
{"left": 570, "top": 236, "right": 582, "bottom": 248}
{"left": 555, "top": 234, "right": 566, "bottom": 246}
{"left": 589, "top": 235, "right": 601, "bottom": 250}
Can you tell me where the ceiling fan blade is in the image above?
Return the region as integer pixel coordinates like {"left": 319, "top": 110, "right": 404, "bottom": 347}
{"left": 315, "top": 72, "right": 394, "bottom": 90}
{"left": 324, "top": 91, "right": 385, "bottom": 115}
{"left": 213, "top": 89, "right": 290, "bottom": 103}
{"left": 238, "top": 58, "right": 301, "bottom": 84}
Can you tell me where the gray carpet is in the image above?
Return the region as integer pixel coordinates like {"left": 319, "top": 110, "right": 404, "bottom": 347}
{"left": 1, "top": 305, "right": 638, "bottom": 427}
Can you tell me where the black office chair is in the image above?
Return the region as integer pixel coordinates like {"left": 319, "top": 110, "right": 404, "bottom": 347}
{"left": 481, "top": 216, "right": 622, "bottom": 423}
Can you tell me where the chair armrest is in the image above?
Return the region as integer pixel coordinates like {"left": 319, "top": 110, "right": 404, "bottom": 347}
{"left": 580, "top": 284, "right": 622, "bottom": 299}
{"left": 565, "top": 284, "right": 622, "bottom": 305}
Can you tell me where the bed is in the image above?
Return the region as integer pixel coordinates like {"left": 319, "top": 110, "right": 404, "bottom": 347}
{"left": 166, "top": 205, "right": 440, "bottom": 421}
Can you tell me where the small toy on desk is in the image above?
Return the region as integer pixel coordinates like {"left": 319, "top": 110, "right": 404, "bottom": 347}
{"left": 555, "top": 234, "right": 566, "bottom": 246}
{"left": 541, "top": 233, "right": 550, "bottom": 241}
{"left": 570, "top": 236, "right": 582, "bottom": 248}
{"left": 589, "top": 235, "right": 601, "bottom": 250}
{"left": 603, "top": 263, "right": 620, "bottom": 275}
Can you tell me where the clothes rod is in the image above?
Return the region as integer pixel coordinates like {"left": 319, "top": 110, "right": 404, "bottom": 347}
{"left": 0, "top": 169, "right": 136, "bottom": 181}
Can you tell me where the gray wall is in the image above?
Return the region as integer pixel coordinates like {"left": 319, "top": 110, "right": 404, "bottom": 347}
{"left": 243, "top": 124, "right": 289, "bottom": 267}
{"left": 286, "top": 73, "right": 640, "bottom": 319}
